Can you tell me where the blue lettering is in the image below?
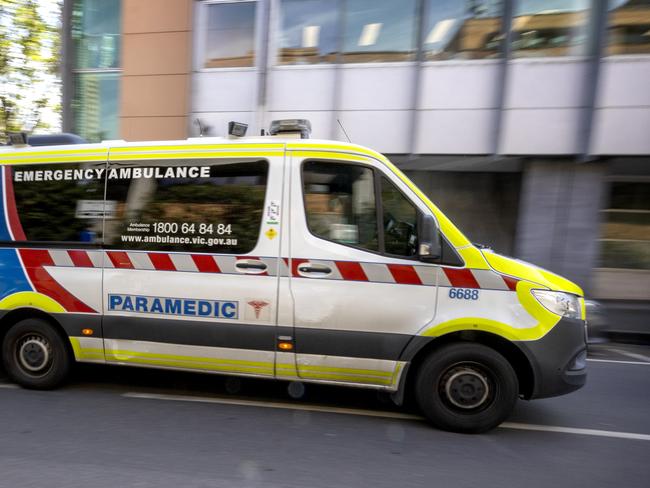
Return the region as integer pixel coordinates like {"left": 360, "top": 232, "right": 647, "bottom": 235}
{"left": 198, "top": 301, "right": 212, "bottom": 316}
{"left": 183, "top": 300, "right": 196, "bottom": 315}
{"left": 165, "top": 298, "right": 181, "bottom": 315}
{"left": 108, "top": 295, "right": 122, "bottom": 310}
{"left": 122, "top": 296, "right": 134, "bottom": 311}
{"left": 150, "top": 298, "right": 163, "bottom": 313}
{"left": 222, "top": 302, "right": 237, "bottom": 319}
{"left": 135, "top": 296, "right": 148, "bottom": 312}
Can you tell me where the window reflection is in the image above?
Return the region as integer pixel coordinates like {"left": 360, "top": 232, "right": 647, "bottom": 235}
{"left": 204, "top": 2, "right": 257, "bottom": 68}
{"left": 423, "top": 0, "right": 503, "bottom": 60}
{"left": 342, "top": 0, "right": 418, "bottom": 63}
{"left": 72, "top": 72, "right": 120, "bottom": 142}
{"left": 511, "top": 0, "right": 589, "bottom": 57}
{"left": 278, "top": 0, "right": 340, "bottom": 64}
{"left": 72, "top": 0, "right": 121, "bottom": 69}
{"left": 607, "top": 0, "right": 650, "bottom": 55}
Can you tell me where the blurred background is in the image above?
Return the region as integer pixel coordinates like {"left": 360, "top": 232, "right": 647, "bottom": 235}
{"left": 1, "top": 0, "right": 649, "bottom": 339}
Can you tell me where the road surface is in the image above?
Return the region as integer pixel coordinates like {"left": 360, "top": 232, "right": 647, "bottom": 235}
{"left": 1, "top": 343, "right": 649, "bottom": 488}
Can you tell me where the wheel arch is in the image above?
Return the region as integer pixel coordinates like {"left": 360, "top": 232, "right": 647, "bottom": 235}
{"left": 401, "top": 330, "right": 536, "bottom": 401}
{"left": 0, "top": 308, "right": 74, "bottom": 361}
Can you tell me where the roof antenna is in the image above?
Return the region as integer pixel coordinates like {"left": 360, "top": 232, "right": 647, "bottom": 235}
{"left": 337, "top": 119, "right": 351, "bottom": 143}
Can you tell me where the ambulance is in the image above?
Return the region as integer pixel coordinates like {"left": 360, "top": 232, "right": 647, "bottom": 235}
{"left": 0, "top": 121, "right": 587, "bottom": 433}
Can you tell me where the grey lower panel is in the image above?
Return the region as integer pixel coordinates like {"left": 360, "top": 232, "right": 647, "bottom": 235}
{"left": 515, "top": 317, "right": 587, "bottom": 399}
{"left": 95, "top": 315, "right": 412, "bottom": 361}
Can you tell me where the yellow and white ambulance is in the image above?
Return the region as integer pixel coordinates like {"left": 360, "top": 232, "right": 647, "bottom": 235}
{"left": 0, "top": 122, "right": 587, "bottom": 433}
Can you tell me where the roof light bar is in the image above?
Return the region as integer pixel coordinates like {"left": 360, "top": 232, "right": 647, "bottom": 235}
{"left": 269, "top": 119, "right": 312, "bottom": 139}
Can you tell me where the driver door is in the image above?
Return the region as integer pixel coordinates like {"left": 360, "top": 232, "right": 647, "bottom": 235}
{"left": 287, "top": 156, "right": 438, "bottom": 388}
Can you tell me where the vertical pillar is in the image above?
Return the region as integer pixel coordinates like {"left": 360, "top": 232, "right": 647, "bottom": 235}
{"left": 119, "top": 0, "right": 193, "bottom": 141}
{"left": 515, "top": 160, "right": 607, "bottom": 293}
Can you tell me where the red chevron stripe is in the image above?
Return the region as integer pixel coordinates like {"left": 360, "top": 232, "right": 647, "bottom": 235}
{"left": 191, "top": 254, "right": 220, "bottom": 273}
{"left": 388, "top": 264, "right": 422, "bottom": 285}
{"left": 443, "top": 268, "right": 480, "bottom": 288}
{"left": 335, "top": 261, "right": 368, "bottom": 281}
{"left": 107, "top": 251, "right": 134, "bottom": 269}
{"left": 18, "top": 249, "right": 96, "bottom": 313}
{"left": 148, "top": 252, "right": 176, "bottom": 271}
{"left": 68, "top": 250, "right": 93, "bottom": 268}
{"left": 502, "top": 276, "right": 519, "bottom": 291}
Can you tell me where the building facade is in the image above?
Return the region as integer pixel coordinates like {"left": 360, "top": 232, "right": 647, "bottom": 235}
{"left": 62, "top": 0, "right": 650, "bottom": 302}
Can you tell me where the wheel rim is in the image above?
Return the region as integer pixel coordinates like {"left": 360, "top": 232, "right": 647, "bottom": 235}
{"left": 15, "top": 334, "right": 53, "bottom": 375}
{"left": 439, "top": 363, "right": 495, "bottom": 412}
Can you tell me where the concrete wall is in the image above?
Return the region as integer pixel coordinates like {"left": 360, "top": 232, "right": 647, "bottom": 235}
{"left": 120, "top": 0, "right": 193, "bottom": 140}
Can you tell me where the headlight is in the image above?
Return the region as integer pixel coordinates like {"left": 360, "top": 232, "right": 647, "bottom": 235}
{"left": 531, "top": 290, "right": 581, "bottom": 320}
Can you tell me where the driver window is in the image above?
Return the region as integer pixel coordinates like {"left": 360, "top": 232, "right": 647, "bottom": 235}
{"left": 303, "top": 161, "right": 378, "bottom": 251}
{"left": 381, "top": 177, "right": 418, "bottom": 257}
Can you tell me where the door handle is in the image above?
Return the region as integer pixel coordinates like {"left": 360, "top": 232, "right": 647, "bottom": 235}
{"left": 235, "top": 259, "right": 267, "bottom": 274}
{"left": 297, "top": 263, "right": 332, "bottom": 277}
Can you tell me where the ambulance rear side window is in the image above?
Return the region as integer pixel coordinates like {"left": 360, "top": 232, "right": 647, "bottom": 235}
{"left": 3, "top": 163, "right": 106, "bottom": 243}
{"left": 104, "top": 160, "right": 268, "bottom": 254}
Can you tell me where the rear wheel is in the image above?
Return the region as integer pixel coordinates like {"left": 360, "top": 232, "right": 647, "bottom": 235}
{"left": 1, "top": 318, "right": 71, "bottom": 389}
{"left": 415, "top": 343, "right": 518, "bottom": 433}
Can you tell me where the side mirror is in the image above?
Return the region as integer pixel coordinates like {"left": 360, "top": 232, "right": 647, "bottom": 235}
{"left": 418, "top": 214, "right": 441, "bottom": 262}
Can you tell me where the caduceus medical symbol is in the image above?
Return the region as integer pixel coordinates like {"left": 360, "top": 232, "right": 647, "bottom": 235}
{"left": 247, "top": 300, "right": 269, "bottom": 319}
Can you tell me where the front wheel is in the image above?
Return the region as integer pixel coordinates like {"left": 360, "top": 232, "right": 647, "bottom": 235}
{"left": 1, "top": 318, "right": 72, "bottom": 389}
{"left": 415, "top": 343, "right": 518, "bottom": 433}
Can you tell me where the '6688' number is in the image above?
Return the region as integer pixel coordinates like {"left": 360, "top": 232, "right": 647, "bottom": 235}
{"left": 449, "top": 288, "right": 479, "bottom": 300}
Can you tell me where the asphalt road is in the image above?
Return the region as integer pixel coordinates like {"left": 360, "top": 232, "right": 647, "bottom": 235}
{"left": 1, "top": 344, "right": 649, "bottom": 488}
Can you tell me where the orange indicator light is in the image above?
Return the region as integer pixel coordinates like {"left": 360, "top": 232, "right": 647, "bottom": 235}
{"left": 82, "top": 328, "right": 94, "bottom": 336}
{"left": 278, "top": 342, "right": 293, "bottom": 351}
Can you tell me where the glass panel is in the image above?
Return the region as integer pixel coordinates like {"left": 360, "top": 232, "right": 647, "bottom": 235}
{"left": 599, "top": 181, "right": 650, "bottom": 269}
{"left": 303, "top": 162, "right": 378, "bottom": 251}
{"left": 342, "top": 0, "right": 418, "bottom": 63}
{"left": 381, "top": 177, "right": 418, "bottom": 257}
{"left": 72, "top": 0, "right": 121, "bottom": 69}
{"left": 511, "top": 0, "right": 590, "bottom": 58}
{"left": 423, "top": 0, "right": 504, "bottom": 60}
{"left": 277, "top": 0, "right": 340, "bottom": 64}
{"left": 105, "top": 161, "right": 268, "bottom": 254}
{"left": 607, "top": 0, "right": 650, "bottom": 55}
{"left": 204, "top": 2, "right": 257, "bottom": 68}
{"left": 72, "top": 72, "right": 120, "bottom": 142}
{"left": 7, "top": 163, "right": 106, "bottom": 243}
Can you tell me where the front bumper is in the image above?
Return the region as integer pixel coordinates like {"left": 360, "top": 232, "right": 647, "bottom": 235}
{"left": 516, "top": 317, "right": 588, "bottom": 399}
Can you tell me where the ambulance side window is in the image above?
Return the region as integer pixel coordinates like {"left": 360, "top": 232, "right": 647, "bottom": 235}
{"left": 381, "top": 177, "right": 418, "bottom": 257}
{"left": 104, "top": 160, "right": 268, "bottom": 254}
{"left": 4, "top": 163, "right": 106, "bottom": 243}
{"left": 303, "top": 162, "right": 379, "bottom": 252}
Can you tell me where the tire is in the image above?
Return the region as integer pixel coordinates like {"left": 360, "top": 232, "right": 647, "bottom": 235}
{"left": 1, "top": 318, "right": 71, "bottom": 390}
{"left": 415, "top": 342, "right": 518, "bottom": 434}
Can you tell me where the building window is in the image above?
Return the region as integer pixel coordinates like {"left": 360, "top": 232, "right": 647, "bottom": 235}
{"left": 607, "top": 0, "right": 650, "bottom": 55}
{"left": 423, "top": 0, "right": 504, "bottom": 61}
{"left": 341, "top": 0, "right": 418, "bottom": 63}
{"left": 510, "top": 0, "right": 590, "bottom": 58}
{"left": 70, "top": 0, "right": 121, "bottom": 142}
{"left": 72, "top": 0, "right": 121, "bottom": 69}
{"left": 204, "top": 1, "right": 257, "bottom": 68}
{"left": 72, "top": 72, "right": 120, "bottom": 142}
{"left": 277, "top": 0, "right": 340, "bottom": 65}
{"left": 599, "top": 181, "right": 650, "bottom": 269}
